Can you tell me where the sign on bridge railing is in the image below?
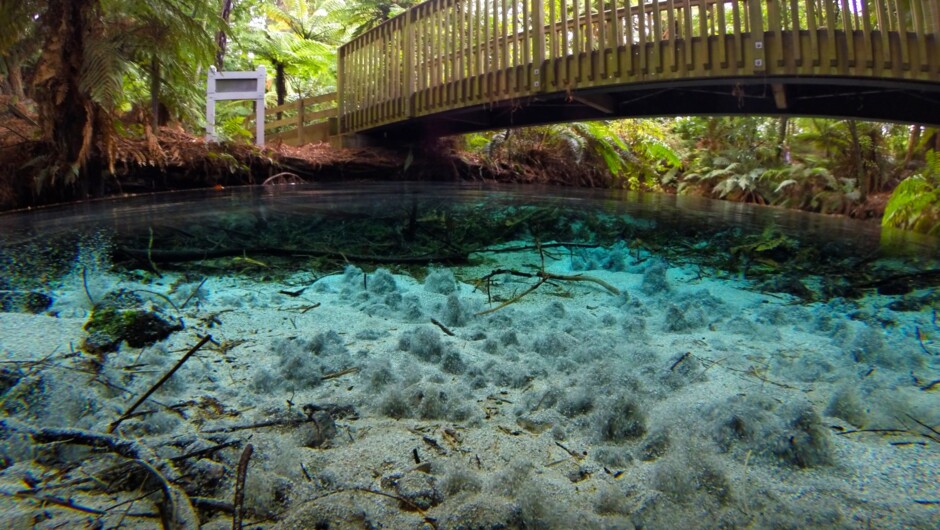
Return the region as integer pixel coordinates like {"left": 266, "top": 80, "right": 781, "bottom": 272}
{"left": 206, "top": 65, "right": 266, "bottom": 145}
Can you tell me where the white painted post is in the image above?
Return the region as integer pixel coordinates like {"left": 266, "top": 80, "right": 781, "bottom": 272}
{"left": 206, "top": 65, "right": 218, "bottom": 142}
{"left": 255, "top": 65, "right": 265, "bottom": 145}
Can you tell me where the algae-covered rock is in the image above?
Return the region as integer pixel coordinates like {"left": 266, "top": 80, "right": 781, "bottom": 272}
{"left": 82, "top": 305, "right": 181, "bottom": 354}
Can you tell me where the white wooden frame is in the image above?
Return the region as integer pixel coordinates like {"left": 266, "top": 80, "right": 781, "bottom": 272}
{"left": 206, "top": 65, "right": 267, "bottom": 145}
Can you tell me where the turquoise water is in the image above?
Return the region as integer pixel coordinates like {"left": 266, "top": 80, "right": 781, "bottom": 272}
{"left": 0, "top": 182, "right": 938, "bottom": 529}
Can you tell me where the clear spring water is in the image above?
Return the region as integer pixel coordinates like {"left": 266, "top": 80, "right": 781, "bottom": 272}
{"left": 0, "top": 182, "right": 937, "bottom": 529}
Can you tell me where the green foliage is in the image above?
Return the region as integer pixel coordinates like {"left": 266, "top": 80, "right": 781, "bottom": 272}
{"left": 883, "top": 150, "right": 940, "bottom": 235}
{"left": 338, "top": 0, "right": 417, "bottom": 37}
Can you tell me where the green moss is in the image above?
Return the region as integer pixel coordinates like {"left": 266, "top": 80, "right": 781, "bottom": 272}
{"left": 82, "top": 306, "right": 181, "bottom": 354}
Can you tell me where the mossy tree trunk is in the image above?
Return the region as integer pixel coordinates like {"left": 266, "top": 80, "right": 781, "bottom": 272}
{"left": 32, "top": 0, "right": 105, "bottom": 198}
{"left": 215, "top": 0, "right": 234, "bottom": 68}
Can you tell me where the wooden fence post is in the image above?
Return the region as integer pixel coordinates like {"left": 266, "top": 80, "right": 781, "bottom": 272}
{"left": 749, "top": 0, "right": 766, "bottom": 73}
{"left": 337, "top": 45, "right": 347, "bottom": 133}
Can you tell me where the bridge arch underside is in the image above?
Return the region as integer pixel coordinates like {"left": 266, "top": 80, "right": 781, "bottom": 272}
{"left": 359, "top": 77, "right": 940, "bottom": 141}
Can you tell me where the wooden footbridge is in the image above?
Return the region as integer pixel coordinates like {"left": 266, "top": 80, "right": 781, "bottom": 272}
{"left": 263, "top": 0, "right": 940, "bottom": 145}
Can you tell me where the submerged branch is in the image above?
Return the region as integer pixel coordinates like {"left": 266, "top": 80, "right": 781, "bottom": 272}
{"left": 118, "top": 247, "right": 469, "bottom": 265}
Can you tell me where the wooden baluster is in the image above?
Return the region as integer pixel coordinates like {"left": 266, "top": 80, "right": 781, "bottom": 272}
{"left": 438, "top": 1, "right": 447, "bottom": 107}
{"left": 638, "top": 0, "right": 647, "bottom": 74}
{"left": 648, "top": 0, "right": 658, "bottom": 74}
{"left": 478, "top": 0, "right": 485, "bottom": 101}
{"left": 804, "top": 0, "right": 819, "bottom": 67}
{"left": 450, "top": 0, "right": 458, "bottom": 105}
{"left": 391, "top": 21, "right": 399, "bottom": 118}
{"left": 698, "top": 0, "right": 708, "bottom": 72}
{"left": 357, "top": 40, "right": 364, "bottom": 129}
{"left": 415, "top": 8, "right": 424, "bottom": 114}
{"left": 716, "top": 0, "right": 727, "bottom": 69}
{"left": 911, "top": 0, "right": 928, "bottom": 73}
{"left": 858, "top": 0, "right": 872, "bottom": 70}
{"left": 839, "top": 0, "right": 855, "bottom": 68}
{"left": 498, "top": 0, "right": 509, "bottom": 94}
{"left": 404, "top": 11, "right": 414, "bottom": 117}
{"left": 647, "top": 0, "right": 657, "bottom": 74}
{"left": 453, "top": 0, "right": 460, "bottom": 104}
{"left": 337, "top": 46, "right": 346, "bottom": 133}
{"left": 683, "top": 0, "right": 693, "bottom": 70}
{"left": 381, "top": 30, "right": 388, "bottom": 120}
{"left": 483, "top": 0, "right": 499, "bottom": 101}
{"left": 598, "top": 0, "right": 607, "bottom": 78}
{"left": 583, "top": 0, "right": 593, "bottom": 82}
{"left": 789, "top": 0, "right": 801, "bottom": 68}
{"left": 437, "top": 2, "right": 445, "bottom": 107}
{"left": 667, "top": 0, "right": 677, "bottom": 72}
{"left": 509, "top": 0, "right": 515, "bottom": 88}
{"left": 732, "top": 0, "right": 742, "bottom": 67}
{"left": 422, "top": 6, "right": 431, "bottom": 110}
{"left": 872, "top": 0, "right": 890, "bottom": 69}
{"left": 823, "top": 0, "right": 837, "bottom": 66}
{"left": 768, "top": 0, "right": 782, "bottom": 68}
{"left": 891, "top": 0, "right": 909, "bottom": 73}
{"left": 624, "top": 0, "right": 634, "bottom": 75}
{"left": 386, "top": 24, "right": 393, "bottom": 120}
{"left": 370, "top": 34, "right": 377, "bottom": 126}
{"left": 356, "top": 38, "right": 364, "bottom": 129}
{"left": 610, "top": 0, "right": 623, "bottom": 79}
{"left": 573, "top": 0, "right": 582, "bottom": 81}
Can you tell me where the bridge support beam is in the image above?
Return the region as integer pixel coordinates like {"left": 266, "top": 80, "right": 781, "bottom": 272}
{"left": 572, "top": 94, "right": 617, "bottom": 114}
{"left": 772, "top": 84, "right": 788, "bottom": 110}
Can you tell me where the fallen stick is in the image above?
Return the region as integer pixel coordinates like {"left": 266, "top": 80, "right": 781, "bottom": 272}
{"left": 232, "top": 444, "right": 253, "bottom": 530}
{"left": 108, "top": 335, "right": 214, "bottom": 434}
{"left": 1, "top": 490, "right": 106, "bottom": 515}
{"left": 119, "top": 247, "right": 469, "bottom": 265}
{"left": 134, "top": 459, "right": 199, "bottom": 530}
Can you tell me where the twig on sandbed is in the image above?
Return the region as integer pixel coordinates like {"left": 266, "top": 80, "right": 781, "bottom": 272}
{"left": 134, "top": 459, "right": 199, "bottom": 530}
{"left": 474, "top": 268, "right": 619, "bottom": 316}
{"left": 108, "top": 335, "right": 214, "bottom": 434}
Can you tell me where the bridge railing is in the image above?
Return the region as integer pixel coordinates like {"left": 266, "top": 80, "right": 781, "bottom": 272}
{"left": 246, "top": 93, "right": 337, "bottom": 145}
{"left": 337, "top": 0, "right": 940, "bottom": 134}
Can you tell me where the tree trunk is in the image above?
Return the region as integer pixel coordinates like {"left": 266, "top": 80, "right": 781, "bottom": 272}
{"left": 215, "top": 0, "right": 235, "bottom": 68}
{"left": 847, "top": 120, "right": 866, "bottom": 201}
{"left": 1, "top": 55, "right": 26, "bottom": 99}
{"left": 275, "top": 62, "right": 286, "bottom": 120}
{"left": 900, "top": 125, "right": 922, "bottom": 173}
{"left": 275, "top": 63, "right": 286, "bottom": 106}
{"left": 32, "top": 0, "right": 103, "bottom": 197}
{"left": 150, "top": 54, "right": 160, "bottom": 133}
{"left": 776, "top": 116, "right": 789, "bottom": 163}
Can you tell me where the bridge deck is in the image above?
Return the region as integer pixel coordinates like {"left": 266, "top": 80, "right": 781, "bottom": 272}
{"left": 336, "top": 0, "right": 940, "bottom": 138}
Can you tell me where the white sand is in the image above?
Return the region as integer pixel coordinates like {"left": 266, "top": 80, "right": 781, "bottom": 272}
{"left": 0, "top": 240, "right": 938, "bottom": 529}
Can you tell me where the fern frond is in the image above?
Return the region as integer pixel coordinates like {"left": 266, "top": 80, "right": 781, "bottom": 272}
{"left": 80, "top": 38, "right": 127, "bottom": 109}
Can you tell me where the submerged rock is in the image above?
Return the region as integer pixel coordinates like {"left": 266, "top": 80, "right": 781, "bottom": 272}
{"left": 81, "top": 305, "right": 181, "bottom": 354}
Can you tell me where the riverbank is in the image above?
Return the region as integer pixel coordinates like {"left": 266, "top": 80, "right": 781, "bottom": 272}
{"left": 0, "top": 99, "right": 892, "bottom": 219}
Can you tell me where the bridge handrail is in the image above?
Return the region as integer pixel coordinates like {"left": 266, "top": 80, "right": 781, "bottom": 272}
{"left": 246, "top": 92, "right": 337, "bottom": 144}
{"left": 337, "top": 0, "right": 940, "bottom": 134}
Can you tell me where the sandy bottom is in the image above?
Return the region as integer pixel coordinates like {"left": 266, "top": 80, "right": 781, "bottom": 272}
{"left": 0, "top": 241, "right": 938, "bottom": 529}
